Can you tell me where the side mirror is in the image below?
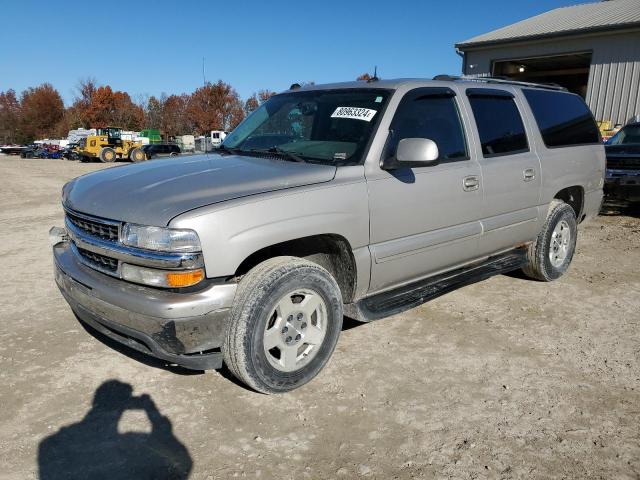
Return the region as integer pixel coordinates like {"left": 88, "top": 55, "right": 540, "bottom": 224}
{"left": 382, "top": 138, "right": 440, "bottom": 170}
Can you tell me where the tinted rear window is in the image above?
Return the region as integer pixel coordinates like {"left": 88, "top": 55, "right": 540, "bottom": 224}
{"left": 468, "top": 93, "right": 528, "bottom": 157}
{"left": 523, "top": 89, "right": 600, "bottom": 148}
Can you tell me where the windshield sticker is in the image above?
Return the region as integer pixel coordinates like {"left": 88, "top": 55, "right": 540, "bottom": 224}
{"left": 375, "top": 96, "right": 383, "bottom": 103}
{"left": 331, "top": 107, "right": 377, "bottom": 122}
{"left": 333, "top": 152, "right": 347, "bottom": 160}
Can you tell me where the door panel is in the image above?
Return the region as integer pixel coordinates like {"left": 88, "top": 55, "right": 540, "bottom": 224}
{"left": 462, "top": 88, "right": 542, "bottom": 255}
{"left": 368, "top": 162, "right": 483, "bottom": 293}
{"left": 366, "top": 87, "right": 483, "bottom": 293}
{"left": 478, "top": 151, "right": 541, "bottom": 254}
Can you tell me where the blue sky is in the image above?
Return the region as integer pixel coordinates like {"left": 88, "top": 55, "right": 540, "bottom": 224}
{"left": 0, "top": 0, "right": 584, "bottom": 105}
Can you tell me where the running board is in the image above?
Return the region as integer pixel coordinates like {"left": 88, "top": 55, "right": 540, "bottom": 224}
{"left": 345, "top": 249, "right": 528, "bottom": 322}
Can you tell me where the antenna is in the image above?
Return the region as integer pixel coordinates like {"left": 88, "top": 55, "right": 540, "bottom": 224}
{"left": 202, "top": 57, "right": 206, "bottom": 86}
{"left": 367, "top": 66, "right": 379, "bottom": 83}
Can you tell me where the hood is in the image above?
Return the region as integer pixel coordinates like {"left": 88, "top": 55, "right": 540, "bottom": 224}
{"left": 63, "top": 154, "right": 336, "bottom": 226}
{"left": 605, "top": 144, "right": 640, "bottom": 157}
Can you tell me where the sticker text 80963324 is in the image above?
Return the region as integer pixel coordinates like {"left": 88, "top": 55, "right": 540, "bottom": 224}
{"left": 331, "top": 107, "right": 377, "bottom": 122}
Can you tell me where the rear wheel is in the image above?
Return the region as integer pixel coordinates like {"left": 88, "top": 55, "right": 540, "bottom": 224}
{"left": 522, "top": 199, "right": 577, "bottom": 281}
{"left": 129, "top": 147, "right": 145, "bottom": 162}
{"left": 98, "top": 147, "right": 116, "bottom": 163}
{"left": 224, "top": 257, "right": 343, "bottom": 394}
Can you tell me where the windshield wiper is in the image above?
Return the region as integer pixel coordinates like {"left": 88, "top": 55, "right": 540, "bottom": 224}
{"left": 217, "top": 144, "right": 242, "bottom": 155}
{"left": 252, "top": 147, "right": 305, "bottom": 163}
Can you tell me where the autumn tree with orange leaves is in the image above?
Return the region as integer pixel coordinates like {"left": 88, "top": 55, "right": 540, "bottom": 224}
{"left": 0, "top": 89, "right": 20, "bottom": 143}
{"left": 0, "top": 78, "right": 283, "bottom": 143}
{"left": 244, "top": 94, "right": 259, "bottom": 115}
{"left": 187, "top": 81, "right": 244, "bottom": 133}
{"left": 161, "top": 94, "right": 192, "bottom": 137}
{"left": 18, "top": 84, "right": 65, "bottom": 142}
{"left": 80, "top": 85, "right": 144, "bottom": 130}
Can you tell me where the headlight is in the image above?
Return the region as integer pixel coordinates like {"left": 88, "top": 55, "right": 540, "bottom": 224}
{"left": 121, "top": 224, "right": 201, "bottom": 252}
{"left": 121, "top": 264, "right": 205, "bottom": 288}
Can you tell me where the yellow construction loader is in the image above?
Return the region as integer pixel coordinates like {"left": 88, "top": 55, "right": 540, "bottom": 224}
{"left": 77, "top": 127, "right": 146, "bottom": 163}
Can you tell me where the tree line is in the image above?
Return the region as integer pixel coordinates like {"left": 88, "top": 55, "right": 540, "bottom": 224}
{"left": 0, "top": 73, "right": 375, "bottom": 144}
{"left": 0, "top": 78, "right": 276, "bottom": 144}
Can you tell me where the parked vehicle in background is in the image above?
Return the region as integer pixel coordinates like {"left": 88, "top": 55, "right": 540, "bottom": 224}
{"left": 210, "top": 130, "right": 228, "bottom": 148}
{"left": 0, "top": 145, "right": 28, "bottom": 155}
{"left": 21, "top": 144, "right": 62, "bottom": 159}
{"left": 174, "top": 135, "right": 196, "bottom": 153}
{"left": 20, "top": 145, "right": 40, "bottom": 158}
{"left": 141, "top": 143, "right": 181, "bottom": 160}
{"left": 61, "top": 143, "right": 80, "bottom": 161}
{"left": 77, "top": 127, "right": 145, "bottom": 163}
{"left": 51, "top": 77, "right": 604, "bottom": 394}
{"left": 605, "top": 121, "right": 640, "bottom": 203}
{"left": 139, "top": 129, "right": 162, "bottom": 144}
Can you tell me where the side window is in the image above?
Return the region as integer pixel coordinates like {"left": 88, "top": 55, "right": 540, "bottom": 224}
{"left": 387, "top": 88, "right": 468, "bottom": 162}
{"left": 467, "top": 89, "right": 528, "bottom": 157}
{"left": 523, "top": 89, "right": 600, "bottom": 147}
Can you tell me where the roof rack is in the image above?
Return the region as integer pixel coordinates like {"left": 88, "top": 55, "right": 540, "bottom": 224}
{"left": 432, "top": 74, "right": 567, "bottom": 92}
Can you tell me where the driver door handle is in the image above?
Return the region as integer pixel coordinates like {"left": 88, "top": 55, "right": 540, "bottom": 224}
{"left": 523, "top": 168, "right": 536, "bottom": 181}
{"left": 463, "top": 175, "right": 480, "bottom": 192}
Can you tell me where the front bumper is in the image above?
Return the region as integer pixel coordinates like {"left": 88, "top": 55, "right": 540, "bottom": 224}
{"left": 605, "top": 169, "right": 640, "bottom": 202}
{"left": 53, "top": 240, "right": 236, "bottom": 370}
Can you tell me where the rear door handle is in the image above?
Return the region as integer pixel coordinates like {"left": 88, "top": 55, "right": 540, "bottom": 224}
{"left": 523, "top": 168, "right": 536, "bottom": 181}
{"left": 463, "top": 175, "right": 480, "bottom": 191}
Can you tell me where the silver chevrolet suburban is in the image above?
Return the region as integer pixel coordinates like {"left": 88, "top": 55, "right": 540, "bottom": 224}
{"left": 51, "top": 77, "right": 605, "bottom": 393}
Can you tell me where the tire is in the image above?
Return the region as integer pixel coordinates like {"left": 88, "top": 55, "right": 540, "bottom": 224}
{"left": 522, "top": 199, "right": 577, "bottom": 281}
{"left": 169, "top": 152, "right": 179, "bottom": 157}
{"left": 224, "top": 256, "right": 343, "bottom": 394}
{"left": 99, "top": 147, "right": 116, "bottom": 163}
{"left": 129, "top": 147, "right": 145, "bottom": 163}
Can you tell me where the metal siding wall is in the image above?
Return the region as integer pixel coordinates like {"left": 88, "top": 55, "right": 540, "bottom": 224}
{"left": 463, "top": 30, "right": 640, "bottom": 124}
{"left": 589, "top": 32, "right": 640, "bottom": 124}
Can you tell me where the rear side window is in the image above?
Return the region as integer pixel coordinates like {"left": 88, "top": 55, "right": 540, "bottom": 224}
{"left": 467, "top": 90, "right": 528, "bottom": 157}
{"left": 387, "top": 88, "right": 468, "bottom": 162}
{"left": 523, "top": 89, "right": 600, "bottom": 147}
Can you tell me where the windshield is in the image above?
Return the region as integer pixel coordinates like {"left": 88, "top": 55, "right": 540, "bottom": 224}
{"left": 607, "top": 125, "right": 640, "bottom": 145}
{"left": 223, "top": 89, "right": 390, "bottom": 165}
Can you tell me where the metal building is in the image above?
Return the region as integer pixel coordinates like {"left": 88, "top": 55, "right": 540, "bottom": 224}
{"left": 456, "top": 0, "right": 640, "bottom": 126}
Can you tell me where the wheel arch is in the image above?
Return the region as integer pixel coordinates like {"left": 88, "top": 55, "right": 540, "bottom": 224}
{"left": 234, "top": 234, "right": 358, "bottom": 304}
{"left": 553, "top": 185, "right": 584, "bottom": 222}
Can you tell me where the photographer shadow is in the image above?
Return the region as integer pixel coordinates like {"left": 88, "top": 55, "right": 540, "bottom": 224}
{"left": 38, "top": 380, "right": 192, "bottom": 480}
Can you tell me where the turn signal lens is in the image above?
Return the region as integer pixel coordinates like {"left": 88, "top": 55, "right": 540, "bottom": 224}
{"left": 121, "top": 263, "right": 205, "bottom": 288}
{"left": 166, "top": 270, "right": 205, "bottom": 288}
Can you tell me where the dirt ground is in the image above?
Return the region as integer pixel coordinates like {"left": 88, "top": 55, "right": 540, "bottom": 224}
{"left": 0, "top": 154, "right": 639, "bottom": 480}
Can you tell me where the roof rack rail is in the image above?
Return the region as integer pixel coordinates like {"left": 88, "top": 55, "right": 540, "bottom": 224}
{"left": 432, "top": 74, "right": 567, "bottom": 92}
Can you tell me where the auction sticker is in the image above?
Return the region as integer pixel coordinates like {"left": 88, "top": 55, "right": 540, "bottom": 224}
{"left": 331, "top": 107, "right": 377, "bottom": 122}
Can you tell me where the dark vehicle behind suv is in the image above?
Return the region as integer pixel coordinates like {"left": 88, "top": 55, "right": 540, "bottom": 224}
{"left": 140, "top": 143, "right": 181, "bottom": 161}
{"left": 605, "top": 122, "right": 640, "bottom": 203}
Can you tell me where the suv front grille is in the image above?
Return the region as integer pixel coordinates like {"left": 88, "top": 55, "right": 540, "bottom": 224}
{"left": 77, "top": 247, "right": 118, "bottom": 273}
{"left": 66, "top": 211, "right": 119, "bottom": 241}
{"left": 607, "top": 156, "right": 640, "bottom": 170}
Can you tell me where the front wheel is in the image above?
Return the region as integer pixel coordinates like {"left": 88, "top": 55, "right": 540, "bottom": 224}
{"left": 223, "top": 257, "right": 343, "bottom": 394}
{"left": 99, "top": 147, "right": 116, "bottom": 163}
{"left": 129, "top": 147, "right": 145, "bottom": 162}
{"left": 522, "top": 199, "right": 577, "bottom": 281}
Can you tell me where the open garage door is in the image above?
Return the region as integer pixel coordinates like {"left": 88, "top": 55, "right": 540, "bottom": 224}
{"left": 492, "top": 52, "right": 591, "bottom": 98}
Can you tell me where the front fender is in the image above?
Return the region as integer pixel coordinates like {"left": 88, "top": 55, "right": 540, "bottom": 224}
{"left": 169, "top": 168, "right": 370, "bottom": 281}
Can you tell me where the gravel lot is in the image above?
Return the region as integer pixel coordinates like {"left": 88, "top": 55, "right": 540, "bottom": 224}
{"left": 1, "top": 154, "right": 639, "bottom": 479}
